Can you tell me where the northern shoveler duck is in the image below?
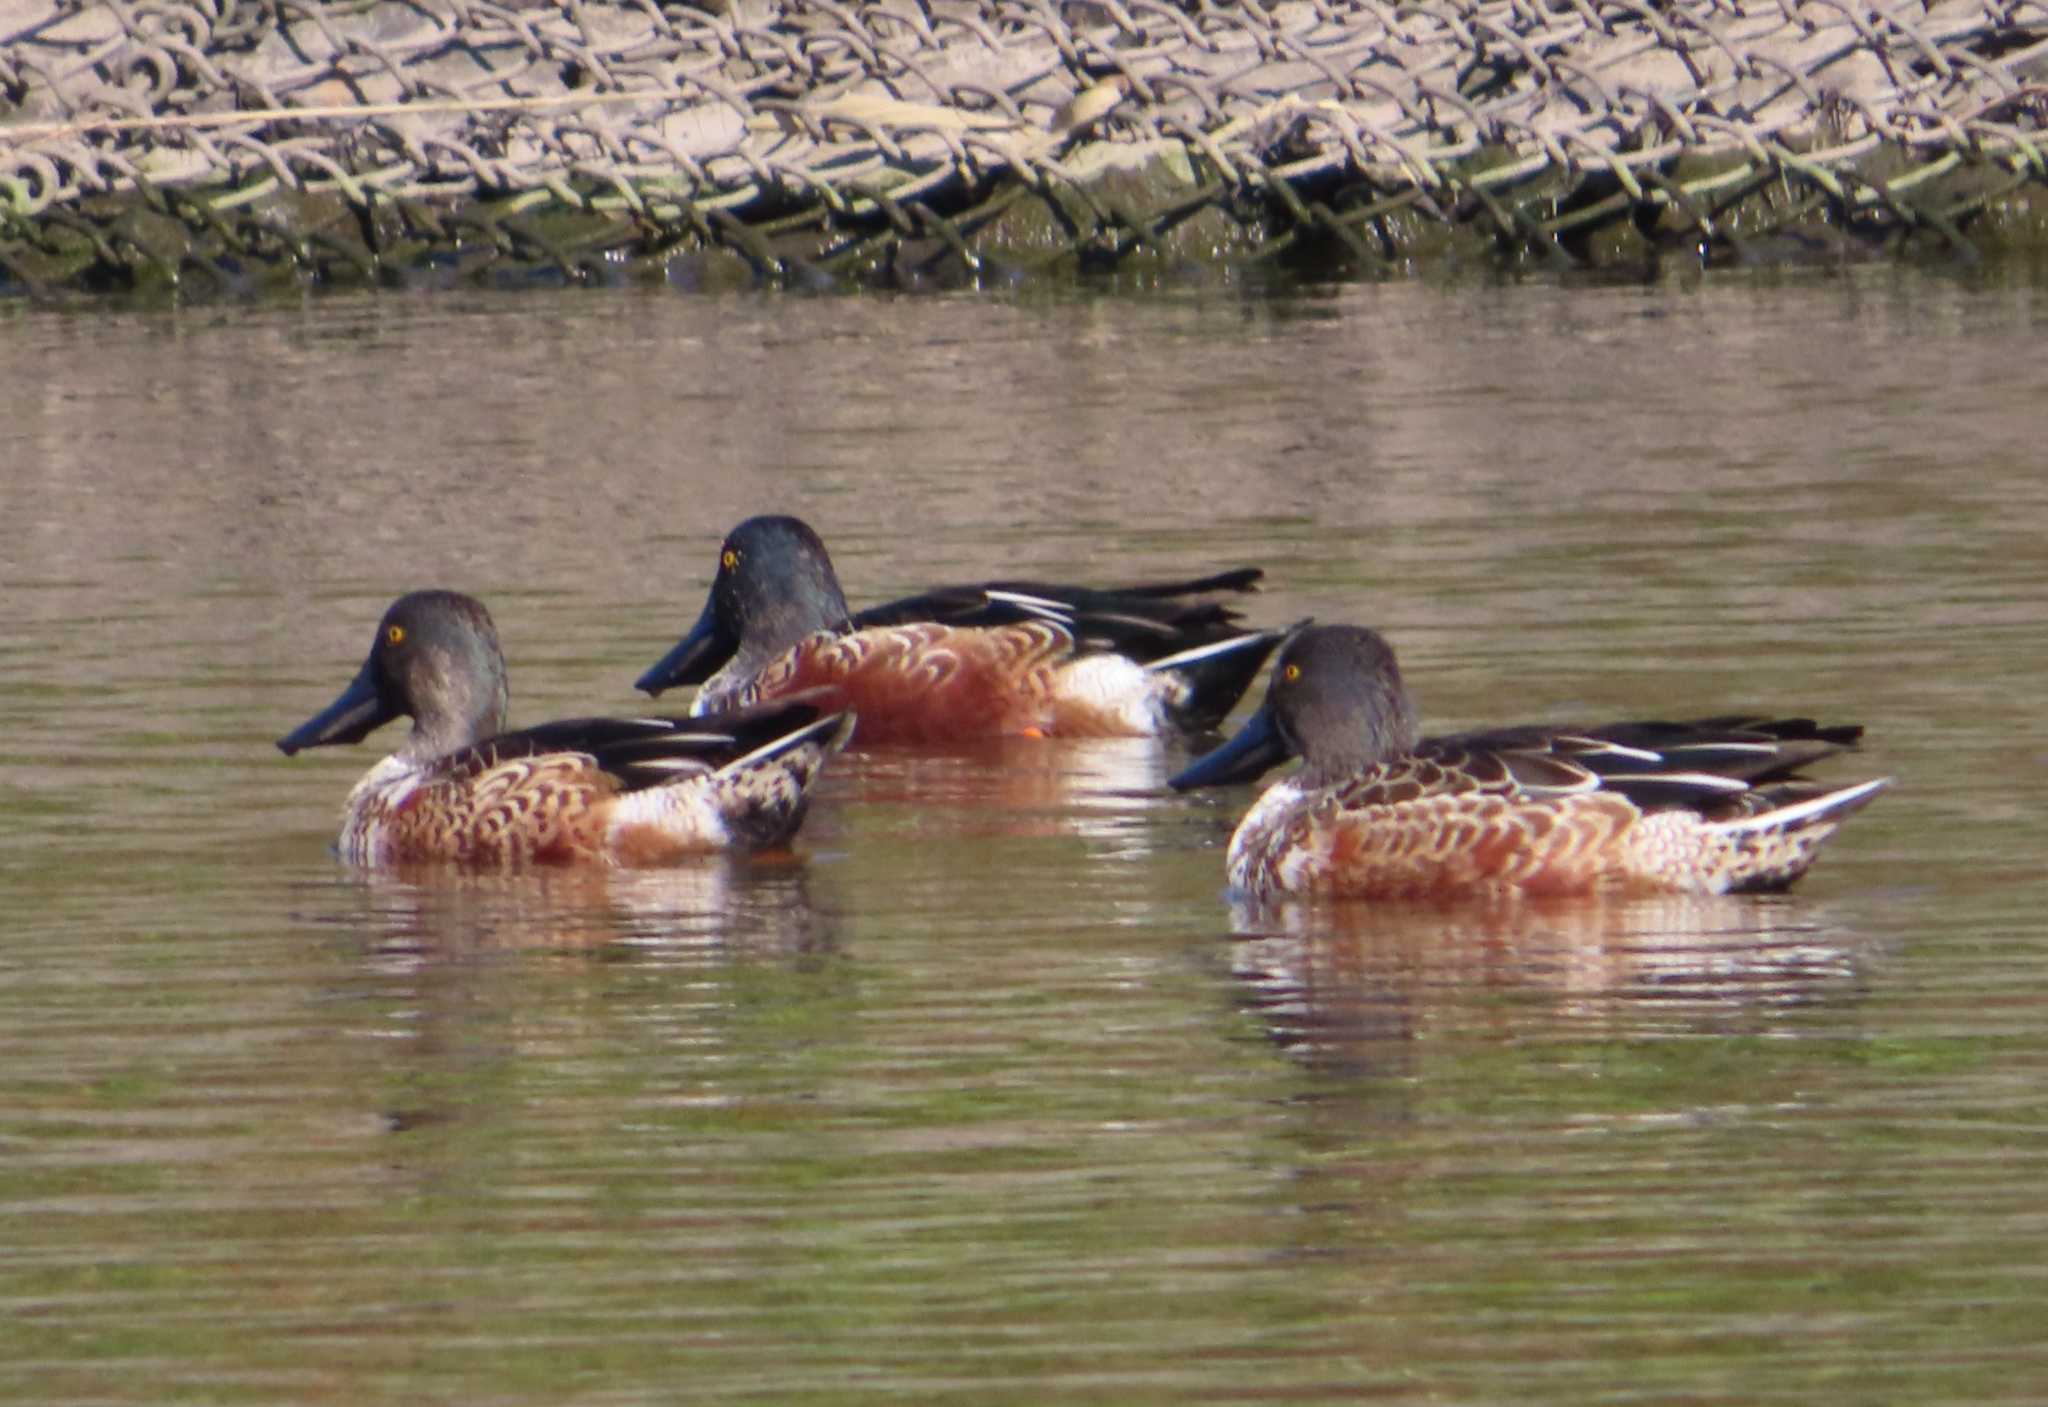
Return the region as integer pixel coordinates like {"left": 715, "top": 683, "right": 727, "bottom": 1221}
{"left": 1169, "top": 625, "right": 1889, "bottom": 901}
{"left": 278, "top": 590, "right": 852, "bottom": 866}
{"left": 633, "top": 515, "right": 1287, "bottom": 743}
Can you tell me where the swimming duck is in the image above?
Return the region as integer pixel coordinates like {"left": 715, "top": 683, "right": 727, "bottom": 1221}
{"left": 634, "top": 516, "right": 1285, "bottom": 743}
{"left": 1170, "top": 624, "right": 1889, "bottom": 900}
{"left": 279, "top": 590, "right": 851, "bottom": 865}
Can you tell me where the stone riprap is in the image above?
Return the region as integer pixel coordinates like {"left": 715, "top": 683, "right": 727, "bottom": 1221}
{"left": 3, "top": 0, "right": 2045, "bottom": 291}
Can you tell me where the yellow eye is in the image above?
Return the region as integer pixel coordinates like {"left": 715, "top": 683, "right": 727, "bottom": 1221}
{"left": 722, "top": 549, "right": 740, "bottom": 571}
{"left": 386, "top": 624, "right": 406, "bottom": 646}
{"left": 1283, "top": 663, "right": 1301, "bottom": 682}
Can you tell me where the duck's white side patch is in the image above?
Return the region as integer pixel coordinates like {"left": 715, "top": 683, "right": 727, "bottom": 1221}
{"left": 1050, "top": 653, "right": 1165, "bottom": 732}
{"left": 604, "top": 779, "right": 732, "bottom": 852}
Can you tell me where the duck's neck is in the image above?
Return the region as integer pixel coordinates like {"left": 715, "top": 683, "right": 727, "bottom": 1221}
{"left": 400, "top": 646, "right": 510, "bottom": 761}
{"left": 739, "top": 560, "right": 854, "bottom": 658}
{"left": 1298, "top": 674, "right": 1420, "bottom": 787}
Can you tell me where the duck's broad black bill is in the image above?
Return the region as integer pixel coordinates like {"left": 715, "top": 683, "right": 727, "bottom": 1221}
{"left": 1168, "top": 703, "right": 1295, "bottom": 791}
{"left": 277, "top": 659, "right": 398, "bottom": 755}
{"left": 635, "top": 596, "right": 734, "bottom": 696}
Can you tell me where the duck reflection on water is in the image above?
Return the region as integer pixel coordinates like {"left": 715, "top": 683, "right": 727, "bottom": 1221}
{"left": 329, "top": 852, "right": 839, "bottom": 968}
{"left": 1226, "top": 891, "right": 1877, "bottom": 1078}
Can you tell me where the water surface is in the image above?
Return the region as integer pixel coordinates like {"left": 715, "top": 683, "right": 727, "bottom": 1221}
{"left": 3, "top": 267, "right": 2045, "bottom": 1403}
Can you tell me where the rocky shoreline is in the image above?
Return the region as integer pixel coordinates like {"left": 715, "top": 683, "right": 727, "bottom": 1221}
{"left": 4, "top": 1, "right": 2045, "bottom": 293}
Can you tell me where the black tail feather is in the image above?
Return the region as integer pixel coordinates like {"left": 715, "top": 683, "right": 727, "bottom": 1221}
{"left": 1155, "top": 628, "right": 1290, "bottom": 734}
{"left": 849, "top": 568, "right": 1266, "bottom": 664}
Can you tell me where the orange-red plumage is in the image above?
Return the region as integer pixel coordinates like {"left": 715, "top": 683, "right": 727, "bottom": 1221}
{"left": 637, "top": 517, "right": 1284, "bottom": 744}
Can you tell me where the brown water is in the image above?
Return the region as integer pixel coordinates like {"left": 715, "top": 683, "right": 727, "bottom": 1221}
{"left": 3, "top": 268, "right": 2046, "bottom": 1404}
